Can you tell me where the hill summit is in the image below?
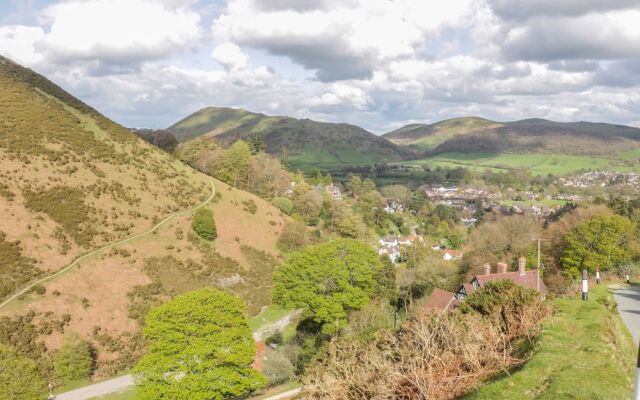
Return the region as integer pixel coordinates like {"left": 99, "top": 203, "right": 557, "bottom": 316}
{"left": 168, "top": 107, "right": 408, "bottom": 169}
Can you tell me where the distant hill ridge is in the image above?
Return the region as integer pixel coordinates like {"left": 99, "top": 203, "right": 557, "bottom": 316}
{"left": 168, "top": 107, "right": 409, "bottom": 169}
{"left": 384, "top": 116, "right": 640, "bottom": 157}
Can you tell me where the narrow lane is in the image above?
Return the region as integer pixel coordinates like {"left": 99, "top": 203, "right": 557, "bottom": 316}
{"left": 613, "top": 284, "right": 640, "bottom": 345}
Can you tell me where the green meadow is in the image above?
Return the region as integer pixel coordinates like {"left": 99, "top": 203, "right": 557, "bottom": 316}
{"left": 405, "top": 152, "right": 640, "bottom": 176}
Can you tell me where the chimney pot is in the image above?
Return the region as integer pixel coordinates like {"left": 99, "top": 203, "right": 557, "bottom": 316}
{"left": 497, "top": 262, "right": 508, "bottom": 274}
{"left": 483, "top": 263, "right": 491, "bottom": 275}
{"left": 518, "top": 256, "right": 526, "bottom": 276}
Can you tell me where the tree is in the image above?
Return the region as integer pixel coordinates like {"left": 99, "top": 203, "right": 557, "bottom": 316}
{"left": 133, "top": 289, "right": 265, "bottom": 400}
{"left": 191, "top": 208, "right": 217, "bottom": 240}
{"left": 217, "top": 140, "right": 251, "bottom": 188}
{"left": 54, "top": 333, "right": 93, "bottom": 383}
{"left": 273, "top": 239, "right": 384, "bottom": 334}
{"left": 0, "top": 344, "right": 46, "bottom": 400}
{"left": 562, "top": 214, "right": 635, "bottom": 275}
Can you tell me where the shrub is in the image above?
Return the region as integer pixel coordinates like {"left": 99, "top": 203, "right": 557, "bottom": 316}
{"left": 262, "top": 348, "right": 296, "bottom": 386}
{"left": 191, "top": 208, "right": 217, "bottom": 240}
{"left": 273, "top": 197, "right": 293, "bottom": 215}
{"left": 242, "top": 199, "right": 258, "bottom": 214}
{"left": 276, "top": 221, "right": 308, "bottom": 253}
{"left": 54, "top": 333, "right": 94, "bottom": 383}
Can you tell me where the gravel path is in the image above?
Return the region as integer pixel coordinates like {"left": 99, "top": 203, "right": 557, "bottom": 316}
{"left": 613, "top": 284, "right": 640, "bottom": 345}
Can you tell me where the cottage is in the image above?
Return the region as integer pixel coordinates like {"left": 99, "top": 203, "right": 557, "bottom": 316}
{"left": 469, "top": 257, "right": 547, "bottom": 295}
{"left": 442, "top": 249, "right": 462, "bottom": 261}
{"left": 422, "top": 289, "right": 459, "bottom": 312}
{"left": 324, "top": 184, "right": 342, "bottom": 200}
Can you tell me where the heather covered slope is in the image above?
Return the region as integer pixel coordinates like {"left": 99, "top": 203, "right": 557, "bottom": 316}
{"left": 169, "top": 107, "right": 408, "bottom": 169}
{"left": 385, "top": 117, "right": 640, "bottom": 157}
{"left": 0, "top": 57, "right": 290, "bottom": 374}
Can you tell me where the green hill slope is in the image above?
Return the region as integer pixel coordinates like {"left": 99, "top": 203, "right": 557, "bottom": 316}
{"left": 168, "top": 107, "right": 408, "bottom": 169}
{"left": 385, "top": 117, "right": 640, "bottom": 157}
{"left": 0, "top": 56, "right": 290, "bottom": 375}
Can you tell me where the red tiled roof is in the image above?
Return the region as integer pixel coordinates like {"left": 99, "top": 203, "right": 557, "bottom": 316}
{"left": 423, "top": 289, "right": 459, "bottom": 312}
{"left": 474, "top": 270, "right": 547, "bottom": 294}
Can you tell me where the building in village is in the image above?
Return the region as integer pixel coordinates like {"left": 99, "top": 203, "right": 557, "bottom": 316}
{"left": 423, "top": 257, "right": 547, "bottom": 312}
{"left": 378, "top": 235, "right": 423, "bottom": 263}
{"left": 324, "top": 184, "right": 342, "bottom": 200}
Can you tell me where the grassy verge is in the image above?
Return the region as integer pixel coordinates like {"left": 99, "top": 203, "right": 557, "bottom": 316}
{"left": 464, "top": 284, "right": 635, "bottom": 399}
{"left": 89, "top": 388, "right": 136, "bottom": 400}
{"left": 248, "top": 305, "right": 293, "bottom": 332}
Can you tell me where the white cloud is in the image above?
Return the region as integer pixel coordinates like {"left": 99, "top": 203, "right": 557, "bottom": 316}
{"left": 38, "top": 0, "right": 201, "bottom": 63}
{"left": 0, "top": 25, "right": 45, "bottom": 65}
{"left": 213, "top": 0, "right": 472, "bottom": 81}
{"left": 212, "top": 42, "right": 248, "bottom": 70}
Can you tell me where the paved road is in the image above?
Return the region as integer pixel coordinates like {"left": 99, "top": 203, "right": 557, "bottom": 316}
{"left": 55, "top": 375, "right": 134, "bottom": 400}
{"left": 0, "top": 180, "right": 216, "bottom": 310}
{"left": 613, "top": 284, "right": 640, "bottom": 345}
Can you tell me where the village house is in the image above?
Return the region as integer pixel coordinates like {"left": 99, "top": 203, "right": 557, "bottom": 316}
{"left": 422, "top": 257, "right": 547, "bottom": 312}
{"left": 324, "top": 184, "right": 342, "bottom": 200}
{"left": 378, "top": 235, "right": 424, "bottom": 264}
{"left": 442, "top": 248, "right": 462, "bottom": 261}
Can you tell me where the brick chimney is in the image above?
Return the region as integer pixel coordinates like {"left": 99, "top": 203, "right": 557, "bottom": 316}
{"left": 483, "top": 263, "right": 491, "bottom": 275}
{"left": 497, "top": 262, "right": 508, "bottom": 274}
{"left": 518, "top": 256, "right": 526, "bottom": 276}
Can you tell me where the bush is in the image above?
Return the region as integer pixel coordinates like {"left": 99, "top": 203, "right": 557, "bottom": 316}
{"left": 242, "top": 199, "right": 258, "bottom": 214}
{"left": 273, "top": 197, "right": 293, "bottom": 215}
{"left": 276, "top": 221, "right": 308, "bottom": 253}
{"left": 262, "top": 348, "right": 296, "bottom": 386}
{"left": 191, "top": 208, "right": 217, "bottom": 240}
{"left": 302, "top": 282, "right": 549, "bottom": 400}
{"left": 54, "top": 333, "right": 94, "bottom": 383}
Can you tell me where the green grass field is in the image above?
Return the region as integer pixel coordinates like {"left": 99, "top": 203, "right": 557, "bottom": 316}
{"left": 464, "top": 284, "right": 635, "bottom": 399}
{"left": 405, "top": 152, "right": 640, "bottom": 176}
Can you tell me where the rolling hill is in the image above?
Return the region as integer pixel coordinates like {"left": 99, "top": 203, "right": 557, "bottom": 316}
{"left": 385, "top": 117, "right": 640, "bottom": 157}
{"left": 168, "top": 107, "right": 408, "bottom": 169}
{"left": 0, "top": 56, "right": 290, "bottom": 375}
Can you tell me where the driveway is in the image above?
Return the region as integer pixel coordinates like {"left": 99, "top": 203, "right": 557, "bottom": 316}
{"left": 55, "top": 375, "right": 134, "bottom": 400}
{"left": 613, "top": 284, "right": 640, "bottom": 345}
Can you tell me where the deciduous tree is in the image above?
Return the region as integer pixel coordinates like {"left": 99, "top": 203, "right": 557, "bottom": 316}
{"left": 133, "top": 289, "right": 265, "bottom": 400}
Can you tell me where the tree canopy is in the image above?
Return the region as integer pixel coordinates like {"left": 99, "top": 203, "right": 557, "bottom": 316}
{"left": 54, "top": 333, "right": 93, "bottom": 383}
{"left": 0, "top": 344, "right": 46, "bottom": 400}
{"left": 273, "top": 239, "right": 384, "bottom": 334}
{"left": 133, "top": 289, "right": 265, "bottom": 400}
{"left": 562, "top": 213, "right": 635, "bottom": 275}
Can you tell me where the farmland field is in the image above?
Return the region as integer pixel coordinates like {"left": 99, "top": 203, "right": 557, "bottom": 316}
{"left": 404, "top": 152, "right": 640, "bottom": 176}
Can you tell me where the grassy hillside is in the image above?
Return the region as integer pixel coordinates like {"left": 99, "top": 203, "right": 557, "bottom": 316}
{"left": 0, "top": 56, "right": 290, "bottom": 375}
{"left": 464, "top": 284, "right": 634, "bottom": 399}
{"left": 168, "top": 107, "right": 407, "bottom": 169}
{"left": 385, "top": 117, "right": 640, "bottom": 158}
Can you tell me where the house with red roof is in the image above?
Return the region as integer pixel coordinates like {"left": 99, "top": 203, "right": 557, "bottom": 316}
{"left": 423, "top": 256, "right": 547, "bottom": 312}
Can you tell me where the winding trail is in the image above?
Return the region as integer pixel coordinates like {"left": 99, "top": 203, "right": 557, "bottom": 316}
{"left": 0, "top": 180, "right": 216, "bottom": 310}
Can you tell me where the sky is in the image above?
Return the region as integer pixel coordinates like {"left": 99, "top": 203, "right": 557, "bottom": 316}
{"left": 1, "top": 0, "right": 640, "bottom": 133}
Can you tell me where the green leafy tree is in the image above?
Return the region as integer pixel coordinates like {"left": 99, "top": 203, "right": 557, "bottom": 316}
{"left": 562, "top": 214, "right": 634, "bottom": 275}
{"left": 273, "top": 239, "right": 384, "bottom": 334}
{"left": 0, "top": 344, "right": 46, "bottom": 400}
{"left": 217, "top": 140, "right": 251, "bottom": 188}
{"left": 273, "top": 197, "right": 293, "bottom": 215}
{"left": 54, "top": 333, "right": 93, "bottom": 383}
{"left": 133, "top": 289, "right": 265, "bottom": 400}
{"left": 191, "top": 208, "right": 217, "bottom": 240}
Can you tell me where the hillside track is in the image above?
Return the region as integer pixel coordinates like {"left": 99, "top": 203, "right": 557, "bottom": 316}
{"left": 0, "top": 180, "right": 216, "bottom": 310}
